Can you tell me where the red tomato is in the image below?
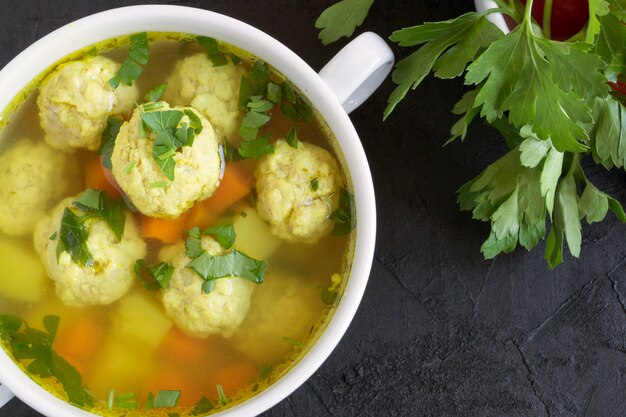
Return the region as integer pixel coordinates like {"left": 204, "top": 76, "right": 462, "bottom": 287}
{"left": 521, "top": 0, "right": 589, "bottom": 40}
{"left": 609, "top": 81, "right": 626, "bottom": 95}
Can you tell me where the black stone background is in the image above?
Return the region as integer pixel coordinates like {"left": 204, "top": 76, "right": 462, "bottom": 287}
{"left": 2, "top": 0, "right": 626, "bottom": 416}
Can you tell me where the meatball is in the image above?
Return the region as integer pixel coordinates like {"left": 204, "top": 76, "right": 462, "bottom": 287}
{"left": 160, "top": 237, "right": 255, "bottom": 338}
{"left": 34, "top": 196, "right": 146, "bottom": 307}
{"left": 111, "top": 103, "right": 223, "bottom": 218}
{"left": 256, "top": 139, "right": 342, "bottom": 242}
{"left": 164, "top": 53, "right": 245, "bottom": 140}
{"left": 37, "top": 56, "right": 138, "bottom": 151}
{"left": 0, "top": 139, "right": 79, "bottom": 236}
{"left": 231, "top": 271, "right": 321, "bottom": 363}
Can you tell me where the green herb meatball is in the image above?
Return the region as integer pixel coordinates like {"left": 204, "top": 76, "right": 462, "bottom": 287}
{"left": 164, "top": 53, "right": 245, "bottom": 140}
{"left": 111, "top": 103, "right": 223, "bottom": 219}
{"left": 0, "top": 139, "right": 79, "bottom": 236}
{"left": 159, "top": 236, "right": 255, "bottom": 338}
{"left": 33, "top": 196, "right": 146, "bottom": 307}
{"left": 37, "top": 56, "right": 139, "bottom": 151}
{"left": 255, "top": 139, "right": 342, "bottom": 242}
{"left": 231, "top": 271, "right": 321, "bottom": 363}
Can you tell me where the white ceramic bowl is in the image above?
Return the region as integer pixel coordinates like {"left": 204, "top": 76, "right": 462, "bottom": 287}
{"left": 0, "top": 5, "right": 394, "bottom": 417}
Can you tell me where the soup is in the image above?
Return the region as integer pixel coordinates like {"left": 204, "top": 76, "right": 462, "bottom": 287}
{"left": 0, "top": 32, "right": 354, "bottom": 415}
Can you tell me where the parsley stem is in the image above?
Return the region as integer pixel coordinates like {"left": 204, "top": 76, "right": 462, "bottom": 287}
{"left": 543, "top": 0, "right": 553, "bottom": 39}
{"left": 524, "top": 0, "right": 534, "bottom": 24}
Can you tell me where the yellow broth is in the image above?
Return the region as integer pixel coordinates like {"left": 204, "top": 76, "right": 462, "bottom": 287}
{"left": 0, "top": 33, "right": 354, "bottom": 415}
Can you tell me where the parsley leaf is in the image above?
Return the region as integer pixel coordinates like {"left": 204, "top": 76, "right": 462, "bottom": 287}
{"left": 191, "top": 397, "right": 213, "bottom": 415}
{"left": 109, "top": 32, "right": 149, "bottom": 88}
{"left": 590, "top": 96, "right": 626, "bottom": 169}
{"left": 315, "top": 0, "right": 375, "bottom": 45}
{"left": 286, "top": 127, "right": 299, "bottom": 148}
{"left": 0, "top": 315, "right": 94, "bottom": 407}
{"left": 330, "top": 187, "right": 355, "bottom": 235}
{"left": 197, "top": 36, "right": 229, "bottom": 67}
{"left": 73, "top": 189, "right": 126, "bottom": 241}
{"left": 57, "top": 208, "right": 94, "bottom": 267}
{"left": 203, "top": 223, "right": 236, "bottom": 249}
{"left": 144, "top": 83, "right": 168, "bottom": 103}
{"left": 186, "top": 250, "right": 267, "bottom": 289}
{"left": 238, "top": 134, "right": 275, "bottom": 159}
{"left": 134, "top": 259, "right": 174, "bottom": 290}
{"left": 98, "top": 116, "right": 123, "bottom": 169}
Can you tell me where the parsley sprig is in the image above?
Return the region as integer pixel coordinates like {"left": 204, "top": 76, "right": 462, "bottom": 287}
{"left": 317, "top": 0, "right": 626, "bottom": 267}
{"left": 109, "top": 32, "right": 149, "bottom": 88}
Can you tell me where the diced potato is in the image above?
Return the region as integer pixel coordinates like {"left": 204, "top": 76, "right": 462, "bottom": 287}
{"left": 233, "top": 206, "right": 281, "bottom": 260}
{"left": 0, "top": 237, "right": 47, "bottom": 303}
{"left": 87, "top": 338, "right": 154, "bottom": 398}
{"left": 111, "top": 291, "right": 173, "bottom": 349}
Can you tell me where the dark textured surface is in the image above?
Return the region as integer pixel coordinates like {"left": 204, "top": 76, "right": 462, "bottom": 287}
{"left": 2, "top": 1, "right": 626, "bottom": 416}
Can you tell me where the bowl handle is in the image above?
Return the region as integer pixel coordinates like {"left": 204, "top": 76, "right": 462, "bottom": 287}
{"left": 318, "top": 32, "right": 394, "bottom": 114}
{"left": 0, "top": 383, "right": 14, "bottom": 407}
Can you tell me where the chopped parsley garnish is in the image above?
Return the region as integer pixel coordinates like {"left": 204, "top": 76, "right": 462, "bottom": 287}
{"left": 191, "top": 397, "right": 213, "bottom": 415}
{"left": 330, "top": 187, "right": 355, "bottom": 236}
{"left": 145, "top": 390, "right": 180, "bottom": 409}
{"left": 185, "top": 226, "right": 267, "bottom": 293}
{"left": 57, "top": 189, "right": 127, "bottom": 267}
{"left": 311, "top": 178, "right": 319, "bottom": 191}
{"left": 196, "top": 36, "right": 229, "bottom": 67}
{"left": 86, "top": 47, "right": 98, "bottom": 57}
{"left": 49, "top": 232, "right": 57, "bottom": 241}
{"left": 140, "top": 106, "right": 202, "bottom": 181}
{"left": 143, "top": 83, "right": 168, "bottom": 103}
{"left": 283, "top": 336, "right": 305, "bottom": 347}
{"left": 216, "top": 384, "right": 229, "bottom": 405}
{"left": 123, "top": 160, "right": 137, "bottom": 175}
{"left": 148, "top": 182, "right": 170, "bottom": 189}
{"left": 109, "top": 32, "right": 149, "bottom": 88}
{"left": 238, "top": 134, "right": 275, "bottom": 159}
{"left": 107, "top": 389, "right": 139, "bottom": 410}
{"left": 134, "top": 259, "right": 174, "bottom": 290}
{"left": 98, "top": 116, "right": 124, "bottom": 169}
{"left": 286, "top": 127, "right": 299, "bottom": 148}
{"left": 0, "top": 315, "right": 94, "bottom": 407}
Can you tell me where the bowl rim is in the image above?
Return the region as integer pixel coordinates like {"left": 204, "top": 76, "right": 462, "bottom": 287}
{"left": 0, "top": 4, "right": 377, "bottom": 417}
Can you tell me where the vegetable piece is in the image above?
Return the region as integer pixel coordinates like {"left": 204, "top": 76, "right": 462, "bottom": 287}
{"left": 152, "top": 390, "right": 181, "bottom": 408}
{"left": 196, "top": 162, "right": 253, "bottom": 215}
{"left": 216, "top": 384, "right": 229, "bottom": 405}
{"left": 315, "top": 0, "right": 375, "bottom": 45}
{"left": 134, "top": 259, "right": 174, "bottom": 290}
{"left": 232, "top": 206, "right": 282, "bottom": 260}
{"left": 111, "top": 292, "right": 173, "bottom": 349}
{"left": 139, "top": 215, "right": 189, "bottom": 244}
{"left": 215, "top": 362, "right": 258, "bottom": 396}
{"left": 73, "top": 189, "right": 126, "bottom": 241}
{"left": 191, "top": 397, "right": 214, "bottom": 415}
{"left": 107, "top": 390, "right": 139, "bottom": 409}
{"left": 84, "top": 157, "right": 121, "bottom": 198}
{"left": 109, "top": 32, "right": 150, "bottom": 88}
{"left": 53, "top": 317, "right": 104, "bottom": 373}
{"left": 0, "top": 315, "right": 94, "bottom": 407}
{"left": 158, "top": 327, "right": 208, "bottom": 364}
{"left": 0, "top": 238, "right": 46, "bottom": 303}
{"left": 98, "top": 116, "right": 124, "bottom": 170}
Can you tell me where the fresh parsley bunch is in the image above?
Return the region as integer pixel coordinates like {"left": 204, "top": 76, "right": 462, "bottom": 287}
{"left": 317, "top": 0, "right": 626, "bottom": 268}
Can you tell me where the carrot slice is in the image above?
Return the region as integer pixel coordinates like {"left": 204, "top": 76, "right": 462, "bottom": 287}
{"left": 214, "top": 362, "right": 258, "bottom": 396}
{"left": 53, "top": 317, "right": 104, "bottom": 374}
{"left": 158, "top": 327, "right": 209, "bottom": 364}
{"left": 139, "top": 215, "right": 189, "bottom": 244}
{"left": 84, "top": 157, "right": 121, "bottom": 198}
{"left": 204, "top": 162, "right": 253, "bottom": 214}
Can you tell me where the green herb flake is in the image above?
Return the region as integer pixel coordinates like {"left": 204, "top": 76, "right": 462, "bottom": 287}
{"left": 187, "top": 250, "right": 267, "bottom": 287}
{"left": 0, "top": 315, "right": 94, "bottom": 407}
{"left": 241, "top": 110, "right": 271, "bottom": 129}
{"left": 123, "top": 160, "right": 137, "bottom": 175}
{"left": 191, "top": 397, "right": 213, "bottom": 415}
{"left": 267, "top": 82, "right": 282, "bottom": 103}
{"left": 134, "top": 259, "right": 174, "bottom": 291}
{"left": 203, "top": 223, "right": 237, "bottom": 249}
{"left": 153, "top": 390, "right": 180, "bottom": 408}
{"left": 216, "top": 384, "right": 229, "bottom": 406}
{"left": 238, "top": 135, "right": 275, "bottom": 159}
{"left": 260, "top": 364, "right": 272, "bottom": 380}
{"left": 286, "top": 127, "right": 299, "bottom": 148}
{"left": 283, "top": 336, "right": 305, "bottom": 348}
{"left": 148, "top": 182, "right": 171, "bottom": 189}
{"left": 239, "top": 211, "right": 248, "bottom": 218}
{"left": 57, "top": 208, "right": 94, "bottom": 267}
{"left": 86, "top": 47, "right": 98, "bottom": 57}
{"left": 141, "top": 101, "right": 166, "bottom": 112}
{"left": 310, "top": 178, "right": 319, "bottom": 191}
{"left": 230, "top": 53, "right": 242, "bottom": 65}
{"left": 143, "top": 83, "right": 168, "bottom": 103}
{"left": 330, "top": 187, "right": 355, "bottom": 236}
{"left": 109, "top": 32, "right": 150, "bottom": 88}
{"left": 315, "top": 0, "right": 375, "bottom": 45}
{"left": 49, "top": 232, "right": 57, "bottom": 241}
{"left": 197, "top": 36, "right": 229, "bottom": 67}
{"left": 98, "top": 116, "right": 124, "bottom": 169}
{"left": 185, "top": 227, "right": 205, "bottom": 259}
{"left": 73, "top": 189, "right": 126, "bottom": 242}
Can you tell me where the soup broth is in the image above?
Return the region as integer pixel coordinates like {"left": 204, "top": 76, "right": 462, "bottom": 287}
{"left": 0, "top": 32, "right": 353, "bottom": 415}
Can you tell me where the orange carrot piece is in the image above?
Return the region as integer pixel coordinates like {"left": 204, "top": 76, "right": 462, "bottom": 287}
{"left": 53, "top": 317, "right": 104, "bottom": 370}
{"left": 203, "top": 162, "right": 253, "bottom": 214}
{"left": 185, "top": 203, "right": 219, "bottom": 230}
{"left": 84, "top": 157, "right": 121, "bottom": 198}
{"left": 214, "top": 362, "right": 258, "bottom": 396}
{"left": 158, "top": 327, "right": 209, "bottom": 364}
{"left": 139, "top": 215, "right": 189, "bottom": 244}
{"left": 140, "top": 367, "right": 207, "bottom": 407}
